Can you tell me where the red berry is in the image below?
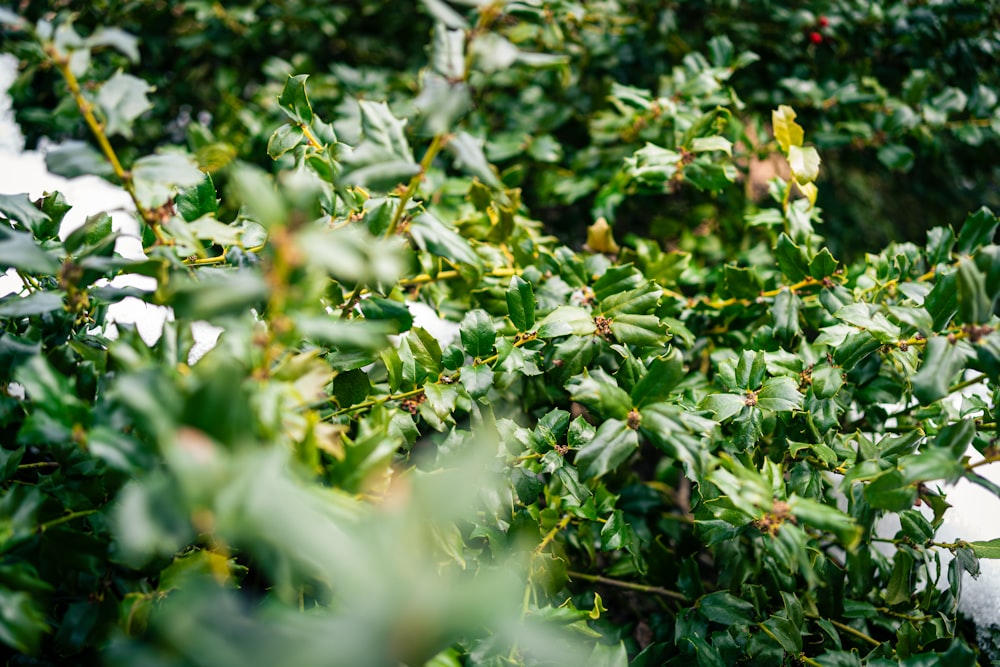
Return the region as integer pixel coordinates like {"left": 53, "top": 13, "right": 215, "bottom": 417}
{"left": 818, "top": 16, "right": 830, "bottom": 27}
{"left": 809, "top": 31, "right": 823, "bottom": 44}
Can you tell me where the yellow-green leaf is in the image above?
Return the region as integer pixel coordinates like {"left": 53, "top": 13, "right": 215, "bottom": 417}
{"left": 772, "top": 105, "right": 804, "bottom": 153}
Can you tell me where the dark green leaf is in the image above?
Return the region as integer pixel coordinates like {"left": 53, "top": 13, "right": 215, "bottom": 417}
{"left": 772, "top": 289, "right": 799, "bottom": 345}
{"left": 169, "top": 272, "right": 268, "bottom": 321}
{"left": 175, "top": 173, "right": 219, "bottom": 222}
{"left": 809, "top": 248, "right": 839, "bottom": 280}
{"left": 536, "top": 306, "right": 595, "bottom": 338}
{"left": 568, "top": 372, "right": 631, "bottom": 421}
{"left": 506, "top": 275, "right": 535, "bottom": 331}
{"left": 876, "top": 144, "right": 915, "bottom": 172}
{"left": 277, "top": 74, "right": 314, "bottom": 125}
{"left": 610, "top": 314, "right": 667, "bottom": 346}
{"left": 701, "top": 393, "right": 748, "bottom": 422}
{"left": 811, "top": 364, "right": 843, "bottom": 399}
{"left": 723, "top": 265, "right": 762, "bottom": 300}
{"left": 267, "top": 124, "right": 305, "bottom": 159}
{"left": 956, "top": 259, "right": 991, "bottom": 324}
{"left": 885, "top": 551, "right": 914, "bottom": 606}
{"left": 359, "top": 297, "right": 413, "bottom": 334}
{"left": 630, "top": 351, "right": 685, "bottom": 407}
{"left": 409, "top": 212, "right": 482, "bottom": 271}
{"left": 864, "top": 470, "right": 918, "bottom": 511}
{"left": 0, "top": 193, "right": 51, "bottom": 238}
{"left": 460, "top": 309, "right": 495, "bottom": 359}
{"left": 574, "top": 419, "right": 638, "bottom": 480}
{"left": 0, "top": 291, "right": 64, "bottom": 317}
{"left": 912, "top": 337, "right": 971, "bottom": 405}
{"left": 460, "top": 364, "right": 493, "bottom": 399}
{"left": 956, "top": 207, "right": 998, "bottom": 255}
{"left": 775, "top": 233, "right": 809, "bottom": 282}
{"left": 757, "top": 376, "right": 802, "bottom": 412}
{"left": 0, "top": 227, "right": 60, "bottom": 274}
{"left": 696, "top": 591, "right": 756, "bottom": 626}
{"left": 762, "top": 614, "right": 802, "bottom": 653}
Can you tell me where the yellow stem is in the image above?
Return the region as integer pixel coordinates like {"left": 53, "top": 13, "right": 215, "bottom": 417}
{"left": 384, "top": 133, "right": 446, "bottom": 239}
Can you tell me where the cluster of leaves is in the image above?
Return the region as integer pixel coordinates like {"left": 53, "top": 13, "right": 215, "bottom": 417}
{"left": 2, "top": 3, "right": 1000, "bottom": 666}
{"left": 5, "top": 1, "right": 999, "bottom": 258}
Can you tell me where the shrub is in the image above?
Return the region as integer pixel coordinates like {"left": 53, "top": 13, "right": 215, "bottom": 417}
{"left": 1, "top": 3, "right": 1000, "bottom": 665}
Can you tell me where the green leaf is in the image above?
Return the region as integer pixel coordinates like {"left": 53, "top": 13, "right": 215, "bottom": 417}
{"left": 459, "top": 364, "right": 493, "bottom": 399}
{"left": 168, "top": 272, "right": 268, "bottom": 321}
{"left": 610, "top": 314, "right": 667, "bottom": 346}
{"left": 600, "top": 510, "right": 631, "bottom": 551}
{"left": 757, "top": 376, "right": 802, "bottom": 412}
{"left": 701, "top": 392, "right": 748, "bottom": 422}
{"left": 537, "top": 306, "right": 595, "bottom": 338}
{"left": 459, "top": 309, "right": 495, "bottom": 359}
{"left": 787, "top": 496, "right": 860, "bottom": 547}
{"left": 445, "top": 132, "right": 502, "bottom": 189}
{"left": 763, "top": 614, "right": 802, "bottom": 653}
{"left": 175, "top": 173, "right": 219, "bottom": 222}
{"left": 696, "top": 591, "right": 756, "bottom": 626}
{"left": 599, "top": 283, "right": 661, "bottom": 317}
{"left": 877, "top": 144, "right": 915, "bottom": 172}
{"left": 811, "top": 364, "right": 843, "bottom": 399}
{"left": 834, "top": 303, "right": 900, "bottom": 343}
{"left": 357, "top": 100, "right": 414, "bottom": 162}
{"left": 506, "top": 275, "right": 535, "bottom": 331}
{"left": 625, "top": 143, "right": 680, "bottom": 185}
{"left": 772, "top": 289, "right": 799, "bottom": 344}
{"left": 809, "top": 248, "right": 839, "bottom": 280}
{"left": 864, "top": 469, "right": 918, "bottom": 511}
{"left": 969, "top": 538, "right": 1000, "bottom": 559}
{"left": 0, "top": 586, "right": 50, "bottom": 654}
{"left": 898, "top": 449, "right": 964, "bottom": 485}
{"left": 277, "top": 74, "right": 313, "bottom": 125}
{"left": 885, "top": 551, "right": 914, "bottom": 606}
{"left": 912, "top": 337, "right": 971, "bottom": 405}
{"left": 0, "top": 193, "right": 52, "bottom": 239}
{"left": 132, "top": 153, "right": 204, "bottom": 207}
{"left": 341, "top": 144, "right": 421, "bottom": 191}
{"left": 775, "top": 233, "right": 810, "bottom": 282}
{"left": 630, "top": 350, "right": 685, "bottom": 407}
{"left": 359, "top": 297, "right": 413, "bottom": 334}
{"left": 331, "top": 368, "right": 371, "bottom": 408}
{"left": 44, "top": 141, "right": 114, "bottom": 179}
{"left": 96, "top": 73, "right": 152, "bottom": 138}
{"left": 574, "top": 419, "right": 639, "bottom": 480}
{"left": 956, "top": 207, "right": 998, "bottom": 255}
{"left": 690, "top": 136, "right": 733, "bottom": 155}
{"left": 723, "top": 265, "right": 762, "bottom": 299}
{"left": 956, "top": 258, "right": 992, "bottom": 324}
{"left": 409, "top": 212, "right": 482, "bottom": 271}
{"left": 932, "top": 420, "right": 975, "bottom": 457}
{"left": 924, "top": 270, "right": 959, "bottom": 330}
{"left": 267, "top": 124, "right": 305, "bottom": 160}
{"left": 0, "top": 291, "right": 64, "bottom": 317}
{"left": 568, "top": 372, "right": 632, "bottom": 421}
{"left": 0, "top": 227, "right": 59, "bottom": 274}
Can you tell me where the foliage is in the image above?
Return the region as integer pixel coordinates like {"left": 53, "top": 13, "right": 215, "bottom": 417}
{"left": 4, "top": 0, "right": 1000, "bottom": 257}
{"left": 1, "top": 2, "right": 1000, "bottom": 666}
